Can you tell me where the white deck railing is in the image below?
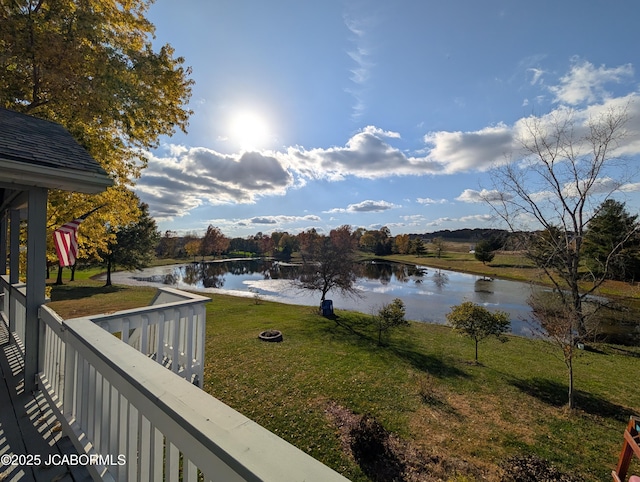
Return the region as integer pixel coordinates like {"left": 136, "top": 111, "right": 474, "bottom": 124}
{"left": 0, "top": 279, "right": 348, "bottom": 480}
{"left": 77, "top": 287, "right": 209, "bottom": 387}
{"left": 0, "top": 274, "right": 26, "bottom": 357}
{"left": 37, "top": 303, "right": 347, "bottom": 481}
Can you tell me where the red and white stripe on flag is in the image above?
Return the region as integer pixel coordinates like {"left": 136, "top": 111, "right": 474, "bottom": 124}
{"left": 53, "top": 219, "right": 83, "bottom": 267}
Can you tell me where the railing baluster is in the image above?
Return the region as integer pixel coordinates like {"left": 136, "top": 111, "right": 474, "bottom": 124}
{"left": 63, "top": 340, "right": 76, "bottom": 419}
{"left": 183, "top": 457, "right": 198, "bottom": 482}
{"left": 151, "top": 425, "right": 163, "bottom": 480}
{"left": 156, "top": 310, "right": 165, "bottom": 367}
{"left": 172, "top": 308, "right": 180, "bottom": 375}
{"left": 126, "top": 402, "right": 138, "bottom": 481}
{"left": 185, "top": 306, "right": 194, "bottom": 383}
{"left": 166, "top": 441, "right": 180, "bottom": 482}
{"left": 80, "top": 358, "right": 89, "bottom": 430}
{"left": 117, "top": 393, "right": 128, "bottom": 482}
{"left": 100, "top": 376, "right": 110, "bottom": 456}
{"left": 139, "top": 414, "right": 151, "bottom": 481}
{"left": 140, "top": 314, "right": 149, "bottom": 356}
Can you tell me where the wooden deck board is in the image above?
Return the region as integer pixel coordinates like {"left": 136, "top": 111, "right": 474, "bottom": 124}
{"left": 0, "top": 321, "right": 91, "bottom": 482}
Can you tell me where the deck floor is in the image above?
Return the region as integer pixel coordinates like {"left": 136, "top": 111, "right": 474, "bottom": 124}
{"left": 0, "top": 321, "right": 91, "bottom": 482}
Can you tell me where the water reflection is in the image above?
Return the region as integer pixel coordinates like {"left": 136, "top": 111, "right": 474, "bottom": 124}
{"left": 432, "top": 270, "right": 449, "bottom": 290}
{"left": 125, "top": 258, "right": 536, "bottom": 336}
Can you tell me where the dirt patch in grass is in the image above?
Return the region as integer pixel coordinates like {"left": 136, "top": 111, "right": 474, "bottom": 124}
{"left": 325, "top": 401, "right": 497, "bottom": 481}
{"left": 501, "top": 454, "right": 580, "bottom": 482}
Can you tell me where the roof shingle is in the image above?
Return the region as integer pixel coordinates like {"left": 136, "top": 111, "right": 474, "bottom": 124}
{"left": 0, "top": 108, "right": 109, "bottom": 176}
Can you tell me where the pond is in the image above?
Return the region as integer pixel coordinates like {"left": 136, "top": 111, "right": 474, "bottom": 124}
{"left": 108, "top": 259, "right": 539, "bottom": 336}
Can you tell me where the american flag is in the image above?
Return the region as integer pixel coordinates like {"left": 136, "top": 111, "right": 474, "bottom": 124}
{"left": 53, "top": 218, "right": 84, "bottom": 267}
{"left": 53, "top": 206, "right": 105, "bottom": 267}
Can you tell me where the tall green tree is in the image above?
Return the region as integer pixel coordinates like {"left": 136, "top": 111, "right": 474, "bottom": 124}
{"left": 1, "top": 0, "right": 193, "bottom": 266}
{"left": 474, "top": 240, "right": 495, "bottom": 265}
{"left": 104, "top": 203, "right": 159, "bottom": 286}
{"left": 583, "top": 199, "right": 640, "bottom": 281}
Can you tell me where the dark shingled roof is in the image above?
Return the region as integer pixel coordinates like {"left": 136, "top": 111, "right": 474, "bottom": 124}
{"left": 0, "top": 107, "right": 109, "bottom": 176}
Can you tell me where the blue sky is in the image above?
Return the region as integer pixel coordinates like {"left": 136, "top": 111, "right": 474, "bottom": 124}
{"left": 138, "top": 0, "right": 640, "bottom": 238}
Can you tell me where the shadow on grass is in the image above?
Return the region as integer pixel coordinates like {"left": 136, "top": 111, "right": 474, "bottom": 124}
{"left": 329, "top": 313, "right": 469, "bottom": 380}
{"left": 389, "top": 344, "right": 470, "bottom": 379}
{"left": 509, "top": 377, "right": 630, "bottom": 421}
{"left": 49, "top": 284, "right": 127, "bottom": 302}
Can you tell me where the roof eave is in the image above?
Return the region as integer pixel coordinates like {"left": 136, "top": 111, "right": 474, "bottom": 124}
{"left": 0, "top": 158, "right": 114, "bottom": 194}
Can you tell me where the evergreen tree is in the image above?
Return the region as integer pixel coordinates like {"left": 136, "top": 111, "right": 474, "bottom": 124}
{"left": 583, "top": 199, "right": 640, "bottom": 281}
{"left": 104, "top": 203, "right": 160, "bottom": 286}
{"left": 474, "top": 240, "right": 495, "bottom": 265}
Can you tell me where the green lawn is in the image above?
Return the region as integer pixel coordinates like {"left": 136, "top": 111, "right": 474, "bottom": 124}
{"left": 200, "top": 294, "right": 640, "bottom": 481}
{"left": 48, "top": 280, "right": 640, "bottom": 481}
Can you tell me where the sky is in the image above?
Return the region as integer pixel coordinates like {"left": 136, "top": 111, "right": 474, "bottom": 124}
{"left": 138, "top": 0, "right": 640, "bottom": 238}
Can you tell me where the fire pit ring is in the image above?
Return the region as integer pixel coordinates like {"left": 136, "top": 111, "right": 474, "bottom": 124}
{"left": 258, "top": 330, "right": 283, "bottom": 342}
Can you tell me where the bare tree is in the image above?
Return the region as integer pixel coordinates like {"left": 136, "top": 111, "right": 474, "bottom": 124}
{"left": 486, "top": 106, "right": 632, "bottom": 338}
{"left": 527, "top": 292, "right": 580, "bottom": 409}
{"left": 297, "top": 225, "right": 361, "bottom": 306}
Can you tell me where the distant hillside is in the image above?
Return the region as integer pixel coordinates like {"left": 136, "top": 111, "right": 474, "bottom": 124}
{"left": 416, "top": 228, "right": 508, "bottom": 242}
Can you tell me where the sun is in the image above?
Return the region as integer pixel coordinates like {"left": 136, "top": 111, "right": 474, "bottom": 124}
{"left": 230, "top": 110, "right": 269, "bottom": 150}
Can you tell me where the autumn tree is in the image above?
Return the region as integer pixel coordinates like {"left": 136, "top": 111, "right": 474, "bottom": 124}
{"left": 394, "top": 234, "right": 411, "bottom": 254}
{"left": 486, "top": 106, "right": 631, "bottom": 339}
{"left": 1, "top": 0, "right": 193, "bottom": 267}
{"left": 298, "top": 225, "right": 361, "bottom": 305}
{"left": 200, "top": 225, "right": 230, "bottom": 260}
{"left": 446, "top": 301, "right": 510, "bottom": 362}
{"left": 184, "top": 239, "right": 202, "bottom": 262}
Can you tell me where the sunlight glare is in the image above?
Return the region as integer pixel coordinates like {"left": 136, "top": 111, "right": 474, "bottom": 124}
{"left": 230, "top": 110, "right": 269, "bottom": 150}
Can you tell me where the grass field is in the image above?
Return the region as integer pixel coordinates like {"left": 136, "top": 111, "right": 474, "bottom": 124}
{"left": 47, "top": 275, "right": 640, "bottom": 481}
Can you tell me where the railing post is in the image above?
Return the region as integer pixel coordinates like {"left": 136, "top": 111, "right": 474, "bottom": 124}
{"left": 24, "top": 187, "right": 48, "bottom": 392}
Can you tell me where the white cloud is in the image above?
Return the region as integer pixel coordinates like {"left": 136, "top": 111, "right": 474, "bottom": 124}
{"left": 247, "top": 214, "right": 321, "bottom": 225}
{"left": 137, "top": 148, "right": 293, "bottom": 220}
{"left": 417, "top": 197, "right": 448, "bottom": 205}
{"left": 423, "top": 123, "right": 516, "bottom": 173}
{"left": 326, "top": 199, "right": 399, "bottom": 213}
{"left": 528, "top": 67, "right": 545, "bottom": 85}
{"left": 549, "top": 59, "right": 634, "bottom": 105}
{"left": 361, "top": 125, "right": 401, "bottom": 138}
{"left": 425, "top": 92, "right": 640, "bottom": 175}
{"left": 344, "top": 13, "right": 376, "bottom": 119}
{"left": 458, "top": 214, "right": 495, "bottom": 223}
{"left": 456, "top": 189, "right": 511, "bottom": 203}
{"left": 282, "top": 128, "right": 442, "bottom": 180}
